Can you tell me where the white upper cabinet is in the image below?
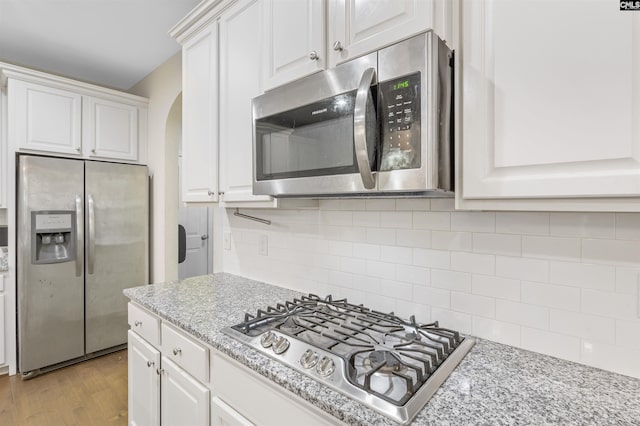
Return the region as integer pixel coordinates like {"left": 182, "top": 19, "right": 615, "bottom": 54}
{"left": 328, "top": 0, "right": 434, "bottom": 67}
{"left": 3, "top": 66, "right": 148, "bottom": 164}
{"left": 9, "top": 79, "right": 82, "bottom": 156}
{"left": 459, "top": 0, "right": 640, "bottom": 210}
{"left": 181, "top": 23, "right": 220, "bottom": 203}
{"left": 262, "top": 0, "right": 326, "bottom": 91}
{"left": 219, "top": 0, "right": 276, "bottom": 206}
{"left": 83, "top": 96, "right": 140, "bottom": 161}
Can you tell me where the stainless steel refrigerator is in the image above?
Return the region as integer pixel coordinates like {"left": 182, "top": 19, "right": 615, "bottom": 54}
{"left": 17, "top": 154, "right": 148, "bottom": 376}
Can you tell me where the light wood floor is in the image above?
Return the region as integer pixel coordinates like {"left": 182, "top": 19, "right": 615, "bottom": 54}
{"left": 0, "top": 350, "right": 128, "bottom": 426}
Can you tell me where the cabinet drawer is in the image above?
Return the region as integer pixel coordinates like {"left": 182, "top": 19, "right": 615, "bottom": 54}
{"left": 128, "top": 303, "right": 160, "bottom": 347}
{"left": 162, "top": 323, "right": 209, "bottom": 382}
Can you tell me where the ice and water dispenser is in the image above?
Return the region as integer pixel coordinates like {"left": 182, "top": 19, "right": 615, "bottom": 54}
{"left": 31, "top": 211, "right": 76, "bottom": 264}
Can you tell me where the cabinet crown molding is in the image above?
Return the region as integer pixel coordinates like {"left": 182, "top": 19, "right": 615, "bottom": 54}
{"left": 0, "top": 62, "right": 148, "bottom": 106}
{"left": 169, "top": 0, "right": 230, "bottom": 44}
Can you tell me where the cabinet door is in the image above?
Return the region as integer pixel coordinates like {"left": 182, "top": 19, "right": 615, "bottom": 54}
{"left": 211, "top": 397, "right": 253, "bottom": 426}
{"left": 161, "top": 356, "right": 209, "bottom": 426}
{"left": 182, "top": 23, "right": 220, "bottom": 203}
{"left": 219, "top": 0, "right": 276, "bottom": 206}
{"left": 328, "top": 0, "right": 434, "bottom": 67}
{"left": 0, "top": 293, "right": 4, "bottom": 365}
{"left": 128, "top": 330, "right": 160, "bottom": 426}
{"left": 0, "top": 89, "right": 5, "bottom": 207}
{"left": 262, "top": 0, "right": 326, "bottom": 90}
{"left": 83, "top": 96, "right": 139, "bottom": 161}
{"left": 8, "top": 79, "right": 82, "bottom": 155}
{"left": 460, "top": 0, "right": 640, "bottom": 205}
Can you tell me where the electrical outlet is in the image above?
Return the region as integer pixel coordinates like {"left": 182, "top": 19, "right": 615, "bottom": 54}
{"left": 258, "top": 235, "right": 268, "bottom": 256}
{"left": 223, "top": 232, "right": 231, "bottom": 251}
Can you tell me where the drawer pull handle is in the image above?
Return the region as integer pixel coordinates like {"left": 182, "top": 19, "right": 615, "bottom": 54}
{"left": 147, "top": 360, "right": 155, "bottom": 368}
{"left": 134, "top": 320, "right": 142, "bottom": 326}
{"left": 173, "top": 348, "right": 182, "bottom": 356}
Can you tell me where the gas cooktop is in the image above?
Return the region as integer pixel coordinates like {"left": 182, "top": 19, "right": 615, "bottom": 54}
{"left": 222, "top": 294, "right": 474, "bottom": 425}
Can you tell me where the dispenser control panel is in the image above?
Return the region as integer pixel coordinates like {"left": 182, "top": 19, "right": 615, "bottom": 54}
{"left": 31, "top": 210, "right": 76, "bottom": 265}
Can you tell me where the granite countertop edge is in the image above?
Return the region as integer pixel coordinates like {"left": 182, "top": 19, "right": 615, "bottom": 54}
{"left": 124, "top": 273, "right": 640, "bottom": 426}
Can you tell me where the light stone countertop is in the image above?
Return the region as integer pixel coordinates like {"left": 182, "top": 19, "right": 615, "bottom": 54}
{"left": 124, "top": 273, "right": 640, "bottom": 426}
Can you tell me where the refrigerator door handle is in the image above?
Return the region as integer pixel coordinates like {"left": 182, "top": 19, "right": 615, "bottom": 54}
{"left": 88, "top": 194, "right": 95, "bottom": 275}
{"left": 75, "top": 194, "right": 83, "bottom": 277}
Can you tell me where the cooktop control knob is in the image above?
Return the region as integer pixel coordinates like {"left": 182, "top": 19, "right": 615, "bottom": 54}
{"left": 260, "top": 331, "right": 276, "bottom": 348}
{"left": 316, "top": 356, "right": 335, "bottom": 377}
{"left": 300, "top": 349, "right": 319, "bottom": 369}
{"left": 272, "top": 336, "right": 290, "bottom": 354}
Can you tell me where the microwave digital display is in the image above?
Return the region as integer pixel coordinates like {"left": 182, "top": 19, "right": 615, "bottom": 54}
{"left": 378, "top": 72, "right": 421, "bottom": 171}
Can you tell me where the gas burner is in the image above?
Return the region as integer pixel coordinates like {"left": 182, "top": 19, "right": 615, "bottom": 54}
{"left": 223, "top": 293, "right": 475, "bottom": 425}
{"left": 278, "top": 316, "right": 303, "bottom": 334}
{"left": 366, "top": 350, "right": 405, "bottom": 374}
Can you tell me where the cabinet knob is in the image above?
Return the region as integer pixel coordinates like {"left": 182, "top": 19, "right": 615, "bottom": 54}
{"left": 76, "top": 147, "right": 81, "bottom": 152}
{"left": 173, "top": 348, "right": 182, "bottom": 356}
{"left": 309, "top": 51, "right": 319, "bottom": 61}
{"left": 147, "top": 360, "right": 155, "bottom": 368}
{"left": 333, "top": 41, "right": 343, "bottom": 52}
{"left": 207, "top": 190, "right": 215, "bottom": 196}
{"left": 91, "top": 149, "right": 96, "bottom": 154}
{"left": 156, "top": 368, "right": 164, "bottom": 375}
{"left": 134, "top": 320, "right": 142, "bottom": 326}
{"left": 201, "top": 234, "right": 208, "bottom": 241}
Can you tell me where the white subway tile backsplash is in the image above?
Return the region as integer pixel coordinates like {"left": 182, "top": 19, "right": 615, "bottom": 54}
{"left": 381, "top": 211, "right": 413, "bottom": 229}
{"left": 413, "top": 212, "right": 450, "bottom": 231}
{"left": 522, "top": 236, "right": 581, "bottom": 261}
{"left": 495, "top": 256, "right": 549, "bottom": 282}
{"left": 581, "top": 340, "right": 640, "bottom": 378}
{"left": 431, "top": 231, "right": 472, "bottom": 252}
{"left": 396, "top": 265, "right": 430, "bottom": 286}
{"left": 352, "top": 243, "right": 381, "bottom": 260}
{"left": 431, "top": 269, "right": 471, "bottom": 293}
{"left": 451, "top": 292, "right": 495, "bottom": 318}
{"left": 366, "top": 228, "right": 396, "bottom": 245}
{"left": 581, "top": 289, "right": 637, "bottom": 319}
{"left": 451, "top": 212, "right": 495, "bottom": 232}
{"left": 495, "top": 300, "right": 549, "bottom": 329}
{"left": 430, "top": 198, "right": 455, "bottom": 211}
{"left": 381, "top": 245, "right": 413, "bottom": 265}
{"left": 615, "top": 213, "right": 640, "bottom": 240}
{"left": 521, "top": 327, "right": 581, "bottom": 362}
{"left": 395, "top": 199, "right": 430, "bottom": 211}
{"left": 365, "top": 199, "right": 396, "bottom": 211}
{"left": 431, "top": 308, "right": 472, "bottom": 334}
{"left": 550, "top": 213, "right": 615, "bottom": 239}
{"left": 414, "top": 286, "right": 450, "bottom": 309}
{"left": 550, "top": 310, "right": 615, "bottom": 344}
{"left": 472, "top": 317, "right": 521, "bottom": 346}
{"left": 495, "top": 212, "right": 549, "bottom": 235}
{"left": 521, "top": 281, "right": 580, "bottom": 311}
{"left": 365, "top": 260, "right": 396, "bottom": 280}
{"left": 472, "top": 275, "right": 520, "bottom": 301}
{"left": 353, "top": 211, "right": 381, "bottom": 228}
{"left": 451, "top": 252, "right": 495, "bottom": 275}
{"left": 472, "top": 233, "right": 522, "bottom": 256}
{"left": 223, "top": 201, "right": 640, "bottom": 379}
{"left": 396, "top": 229, "right": 431, "bottom": 248}
{"left": 413, "top": 248, "right": 450, "bottom": 269}
{"left": 583, "top": 239, "right": 640, "bottom": 265}
{"left": 549, "top": 261, "right": 615, "bottom": 291}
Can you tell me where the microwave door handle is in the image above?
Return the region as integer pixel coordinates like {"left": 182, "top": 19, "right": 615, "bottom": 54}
{"left": 354, "top": 67, "right": 376, "bottom": 190}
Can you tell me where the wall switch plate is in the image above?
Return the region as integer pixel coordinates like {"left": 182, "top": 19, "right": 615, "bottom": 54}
{"left": 259, "top": 235, "right": 268, "bottom": 256}
{"left": 223, "top": 232, "right": 231, "bottom": 251}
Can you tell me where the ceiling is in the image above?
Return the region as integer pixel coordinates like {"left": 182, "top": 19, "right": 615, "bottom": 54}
{"left": 0, "top": 0, "right": 202, "bottom": 90}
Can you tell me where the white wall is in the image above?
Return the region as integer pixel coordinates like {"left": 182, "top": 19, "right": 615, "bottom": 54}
{"left": 129, "top": 53, "right": 181, "bottom": 283}
{"left": 220, "top": 199, "right": 640, "bottom": 379}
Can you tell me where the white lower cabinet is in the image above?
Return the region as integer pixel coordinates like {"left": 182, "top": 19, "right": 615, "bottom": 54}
{"left": 128, "top": 330, "right": 160, "bottom": 426}
{"left": 161, "top": 356, "right": 210, "bottom": 426}
{"left": 211, "top": 397, "right": 253, "bottom": 426}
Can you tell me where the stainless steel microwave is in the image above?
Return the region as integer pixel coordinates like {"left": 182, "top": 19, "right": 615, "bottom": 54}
{"left": 252, "top": 31, "right": 453, "bottom": 197}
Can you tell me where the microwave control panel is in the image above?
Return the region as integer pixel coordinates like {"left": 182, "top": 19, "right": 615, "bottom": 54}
{"left": 379, "top": 72, "right": 421, "bottom": 171}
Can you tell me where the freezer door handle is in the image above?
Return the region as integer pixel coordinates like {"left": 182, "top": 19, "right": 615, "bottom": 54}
{"left": 75, "top": 194, "right": 83, "bottom": 277}
{"left": 87, "top": 194, "right": 95, "bottom": 275}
